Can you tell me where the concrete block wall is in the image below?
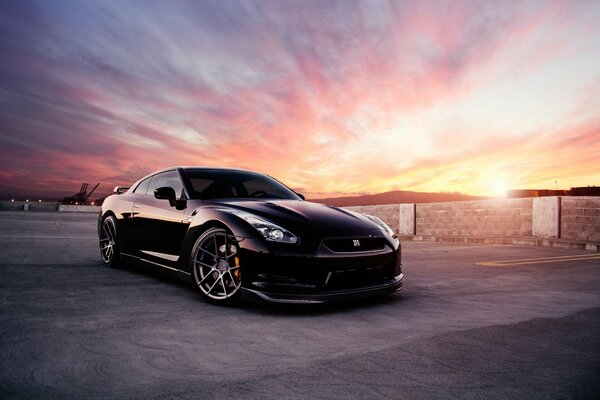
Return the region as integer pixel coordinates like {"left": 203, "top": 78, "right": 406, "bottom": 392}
{"left": 2, "top": 196, "right": 598, "bottom": 243}
{"left": 343, "top": 197, "right": 599, "bottom": 244}
{"left": 415, "top": 198, "right": 533, "bottom": 237}
{"left": 344, "top": 204, "right": 400, "bottom": 235}
{"left": 561, "top": 197, "right": 600, "bottom": 242}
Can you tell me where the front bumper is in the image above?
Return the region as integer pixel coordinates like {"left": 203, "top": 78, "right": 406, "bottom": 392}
{"left": 237, "top": 235, "right": 403, "bottom": 304}
{"left": 241, "top": 272, "right": 404, "bottom": 304}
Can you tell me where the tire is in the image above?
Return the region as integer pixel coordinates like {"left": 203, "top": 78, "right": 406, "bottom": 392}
{"left": 191, "top": 227, "right": 242, "bottom": 305}
{"left": 99, "top": 215, "right": 121, "bottom": 268}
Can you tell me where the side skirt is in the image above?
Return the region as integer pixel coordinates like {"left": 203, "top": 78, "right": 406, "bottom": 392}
{"left": 122, "top": 253, "right": 192, "bottom": 282}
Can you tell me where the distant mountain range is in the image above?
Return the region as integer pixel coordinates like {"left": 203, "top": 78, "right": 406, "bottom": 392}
{"left": 308, "top": 190, "right": 489, "bottom": 207}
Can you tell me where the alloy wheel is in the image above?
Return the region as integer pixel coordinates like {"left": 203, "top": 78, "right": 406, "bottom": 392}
{"left": 100, "top": 216, "right": 118, "bottom": 265}
{"left": 193, "top": 228, "right": 242, "bottom": 301}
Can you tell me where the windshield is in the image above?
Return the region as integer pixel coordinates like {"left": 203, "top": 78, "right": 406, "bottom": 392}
{"left": 183, "top": 169, "right": 301, "bottom": 200}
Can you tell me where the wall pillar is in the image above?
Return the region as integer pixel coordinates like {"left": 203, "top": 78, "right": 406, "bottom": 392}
{"left": 399, "top": 204, "right": 416, "bottom": 235}
{"left": 532, "top": 197, "right": 560, "bottom": 238}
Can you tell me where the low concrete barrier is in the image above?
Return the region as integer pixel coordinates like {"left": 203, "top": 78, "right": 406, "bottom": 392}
{"left": 0, "top": 201, "right": 59, "bottom": 211}
{"left": 345, "top": 196, "right": 600, "bottom": 249}
{"left": 561, "top": 197, "right": 600, "bottom": 242}
{"left": 0, "top": 201, "right": 100, "bottom": 212}
{"left": 2, "top": 196, "right": 599, "bottom": 247}
{"left": 415, "top": 198, "right": 532, "bottom": 238}
{"left": 58, "top": 205, "right": 101, "bottom": 213}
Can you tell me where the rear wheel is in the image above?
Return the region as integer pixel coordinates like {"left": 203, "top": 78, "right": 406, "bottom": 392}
{"left": 99, "top": 215, "right": 121, "bottom": 267}
{"left": 192, "top": 227, "right": 242, "bottom": 304}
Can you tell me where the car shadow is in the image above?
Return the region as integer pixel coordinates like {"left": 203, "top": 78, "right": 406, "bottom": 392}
{"left": 237, "top": 292, "right": 406, "bottom": 316}
{"left": 112, "top": 260, "right": 406, "bottom": 315}
{"left": 114, "top": 261, "right": 194, "bottom": 289}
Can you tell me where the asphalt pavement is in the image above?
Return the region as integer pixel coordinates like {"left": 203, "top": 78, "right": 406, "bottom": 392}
{"left": 1, "top": 211, "right": 599, "bottom": 399}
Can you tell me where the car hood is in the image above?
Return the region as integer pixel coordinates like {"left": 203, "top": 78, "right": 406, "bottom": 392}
{"left": 209, "top": 199, "right": 382, "bottom": 236}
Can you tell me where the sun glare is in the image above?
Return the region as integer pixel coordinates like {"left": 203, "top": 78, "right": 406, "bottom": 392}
{"left": 491, "top": 180, "right": 509, "bottom": 198}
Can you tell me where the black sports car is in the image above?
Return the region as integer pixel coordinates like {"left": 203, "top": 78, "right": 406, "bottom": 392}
{"left": 99, "top": 167, "right": 404, "bottom": 304}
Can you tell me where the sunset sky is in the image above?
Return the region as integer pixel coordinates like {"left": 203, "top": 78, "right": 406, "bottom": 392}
{"left": 1, "top": 0, "right": 600, "bottom": 199}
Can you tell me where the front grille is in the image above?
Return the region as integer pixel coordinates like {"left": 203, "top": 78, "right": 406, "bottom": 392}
{"left": 252, "top": 265, "right": 395, "bottom": 292}
{"left": 322, "top": 237, "right": 386, "bottom": 253}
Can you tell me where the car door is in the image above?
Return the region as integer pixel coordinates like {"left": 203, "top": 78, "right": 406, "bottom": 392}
{"left": 131, "top": 170, "right": 188, "bottom": 266}
{"left": 120, "top": 176, "right": 152, "bottom": 253}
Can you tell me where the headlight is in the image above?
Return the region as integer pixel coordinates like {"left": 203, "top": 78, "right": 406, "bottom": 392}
{"left": 365, "top": 214, "right": 395, "bottom": 236}
{"left": 226, "top": 210, "right": 298, "bottom": 244}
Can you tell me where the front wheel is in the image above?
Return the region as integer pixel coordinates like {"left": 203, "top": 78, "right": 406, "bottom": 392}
{"left": 192, "top": 227, "right": 242, "bottom": 305}
{"left": 99, "top": 215, "right": 121, "bottom": 267}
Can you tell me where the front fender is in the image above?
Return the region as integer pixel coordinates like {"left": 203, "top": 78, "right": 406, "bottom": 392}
{"left": 177, "top": 207, "right": 268, "bottom": 273}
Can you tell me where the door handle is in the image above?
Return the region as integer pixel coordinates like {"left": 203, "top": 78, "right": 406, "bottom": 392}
{"left": 133, "top": 204, "right": 141, "bottom": 209}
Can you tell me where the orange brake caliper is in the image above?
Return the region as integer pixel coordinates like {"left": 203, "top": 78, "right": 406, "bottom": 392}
{"left": 233, "top": 256, "right": 240, "bottom": 280}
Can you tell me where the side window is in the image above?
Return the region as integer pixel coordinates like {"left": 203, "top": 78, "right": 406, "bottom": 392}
{"left": 148, "top": 170, "right": 184, "bottom": 199}
{"left": 133, "top": 177, "right": 151, "bottom": 195}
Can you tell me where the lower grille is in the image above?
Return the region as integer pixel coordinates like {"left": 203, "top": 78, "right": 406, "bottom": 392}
{"left": 327, "top": 265, "right": 393, "bottom": 290}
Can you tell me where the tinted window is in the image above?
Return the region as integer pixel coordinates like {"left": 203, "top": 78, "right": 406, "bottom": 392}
{"left": 148, "top": 170, "right": 184, "bottom": 199}
{"left": 244, "top": 178, "right": 282, "bottom": 196}
{"left": 184, "top": 169, "right": 300, "bottom": 200}
{"left": 133, "top": 177, "right": 151, "bottom": 194}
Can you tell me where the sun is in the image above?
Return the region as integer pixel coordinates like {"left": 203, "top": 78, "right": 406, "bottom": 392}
{"left": 491, "top": 180, "right": 509, "bottom": 198}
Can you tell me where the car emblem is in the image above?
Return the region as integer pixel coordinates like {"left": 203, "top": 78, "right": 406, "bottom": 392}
{"left": 353, "top": 239, "right": 361, "bottom": 247}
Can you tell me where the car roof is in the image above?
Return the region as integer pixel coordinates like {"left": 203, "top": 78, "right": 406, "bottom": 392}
{"left": 135, "top": 166, "right": 260, "bottom": 183}
{"left": 151, "top": 166, "right": 257, "bottom": 175}
{"left": 126, "top": 166, "right": 262, "bottom": 196}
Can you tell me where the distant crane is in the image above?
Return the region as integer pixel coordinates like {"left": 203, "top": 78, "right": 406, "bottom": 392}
{"left": 62, "top": 182, "right": 100, "bottom": 205}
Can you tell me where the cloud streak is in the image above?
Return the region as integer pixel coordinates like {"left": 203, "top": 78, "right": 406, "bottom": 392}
{"left": 1, "top": 0, "right": 599, "bottom": 198}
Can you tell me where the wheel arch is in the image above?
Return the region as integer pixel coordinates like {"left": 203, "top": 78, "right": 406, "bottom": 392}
{"left": 178, "top": 218, "right": 237, "bottom": 273}
{"left": 178, "top": 209, "right": 266, "bottom": 274}
{"left": 98, "top": 210, "right": 118, "bottom": 236}
{"left": 100, "top": 209, "right": 118, "bottom": 220}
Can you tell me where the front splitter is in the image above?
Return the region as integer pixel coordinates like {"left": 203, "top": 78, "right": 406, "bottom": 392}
{"left": 240, "top": 273, "right": 404, "bottom": 304}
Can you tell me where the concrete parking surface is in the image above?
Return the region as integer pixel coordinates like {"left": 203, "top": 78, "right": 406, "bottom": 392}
{"left": 1, "top": 211, "right": 599, "bottom": 399}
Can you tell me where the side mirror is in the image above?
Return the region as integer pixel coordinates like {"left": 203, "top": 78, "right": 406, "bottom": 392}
{"left": 154, "top": 187, "right": 187, "bottom": 210}
{"left": 154, "top": 186, "right": 177, "bottom": 207}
